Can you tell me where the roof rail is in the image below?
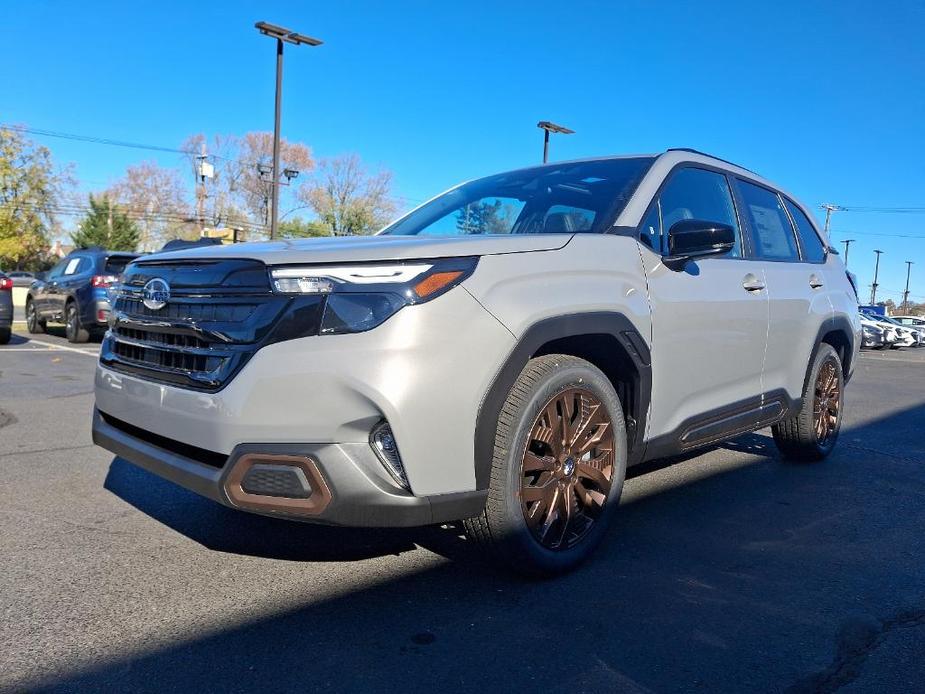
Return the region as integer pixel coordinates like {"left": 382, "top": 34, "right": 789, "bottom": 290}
{"left": 666, "top": 148, "right": 758, "bottom": 175}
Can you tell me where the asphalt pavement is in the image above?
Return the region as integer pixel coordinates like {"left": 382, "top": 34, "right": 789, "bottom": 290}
{"left": 1, "top": 330, "right": 924, "bottom": 693}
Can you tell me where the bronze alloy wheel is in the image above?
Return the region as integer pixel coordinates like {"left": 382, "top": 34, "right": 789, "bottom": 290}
{"left": 520, "top": 387, "right": 615, "bottom": 551}
{"left": 813, "top": 359, "right": 841, "bottom": 444}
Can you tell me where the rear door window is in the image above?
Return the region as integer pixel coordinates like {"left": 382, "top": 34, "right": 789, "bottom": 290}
{"left": 783, "top": 199, "right": 826, "bottom": 263}
{"left": 736, "top": 180, "right": 800, "bottom": 261}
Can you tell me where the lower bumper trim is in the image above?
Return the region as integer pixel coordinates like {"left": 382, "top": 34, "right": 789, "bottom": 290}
{"left": 92, "top": 408, "right": 487, "bottom": 527}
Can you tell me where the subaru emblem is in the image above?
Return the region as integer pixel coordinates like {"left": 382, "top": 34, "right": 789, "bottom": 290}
{"left": 141, "top": 278, "right": 170, "bottom": 311}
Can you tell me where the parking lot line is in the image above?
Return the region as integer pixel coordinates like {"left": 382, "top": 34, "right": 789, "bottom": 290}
{"left": 12, "top": 339, "right": 100, "bottom": 356}
{"left": 0, "top": 348, "right": 72, "bottom": 352}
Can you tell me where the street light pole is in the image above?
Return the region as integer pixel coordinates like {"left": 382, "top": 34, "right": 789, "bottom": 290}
{"left": 537, "top": 121, "right": 575, "bottom": 163}
{"left": 270, "top": 37, "right": 284, "bottom": 240}
{"left": 902, "top": 261, "right": 914, "bottom": 313}
{"left": 841, "top": 239, "right": 855, "bottom": 268}
{"left": 255, "top": 21, "right": 322, "bottom": 240}
{"left": 870, "top": 249, "right": 883, "bottom": 305}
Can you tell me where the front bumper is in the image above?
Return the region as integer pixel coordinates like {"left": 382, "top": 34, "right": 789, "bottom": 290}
{"left": 93, "top": 408, "right": 487, "bottom": 526}
{"left": 93, "top": 285, "right": 514, "bottom": 522}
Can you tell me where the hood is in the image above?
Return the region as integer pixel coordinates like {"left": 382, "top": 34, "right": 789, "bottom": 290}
{"left": 145, "top": 234, "right": 572, "bottom": 265}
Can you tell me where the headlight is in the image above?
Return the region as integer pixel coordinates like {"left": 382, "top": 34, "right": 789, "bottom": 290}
{"left": 269, "top": 257, "right": 477, "bottom": 334}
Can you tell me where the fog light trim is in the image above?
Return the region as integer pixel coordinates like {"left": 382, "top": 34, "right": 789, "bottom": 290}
{"left": 370, "top": 422, "right": 410, "bottom": 490}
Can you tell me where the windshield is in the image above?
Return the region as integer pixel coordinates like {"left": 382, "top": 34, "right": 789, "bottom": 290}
{"left": 380, "top": 157, "right": 654, "bottom": 237}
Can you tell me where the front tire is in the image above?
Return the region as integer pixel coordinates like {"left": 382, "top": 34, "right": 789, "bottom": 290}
{"left": 65, "top": 302, "right": 89, "bottom": 343}
{"left": 0, "top": 327, "right": 10, "bottom": 345}
{"left": 772, "top": 344, "right": 844, "bottom": 462}
{"left": 463, "top": 354, "right": 627, "bottom": 576}
{"left": 26, "top": 299, "right": 46, "bottom": 334}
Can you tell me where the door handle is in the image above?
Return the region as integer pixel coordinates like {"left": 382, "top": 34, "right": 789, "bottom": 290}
{"left": 743, "top": 274, "right": 766, "bottom": 292}
{"left": 809, "top": 275, "right": 824, "bottom": 289}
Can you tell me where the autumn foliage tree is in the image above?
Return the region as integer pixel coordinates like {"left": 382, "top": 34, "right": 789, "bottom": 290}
{"left": 0, "top": 127, "right": 70, "bottom": 269}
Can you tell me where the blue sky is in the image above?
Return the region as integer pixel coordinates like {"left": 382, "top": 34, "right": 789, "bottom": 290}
{"left": 2, "top": 0, "right": 923, "bottom": 303}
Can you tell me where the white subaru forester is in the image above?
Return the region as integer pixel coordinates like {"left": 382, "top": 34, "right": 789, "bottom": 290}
{"left": 93, "top": 149, "right": 860, "bottom": 575}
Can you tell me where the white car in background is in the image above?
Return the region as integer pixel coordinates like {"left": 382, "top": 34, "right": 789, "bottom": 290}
{"left": 859, "top": 314, "right": 895, "bottom": 349}
{"left": 879, "top": 315, "right": 925, "bottom": 347}
{"left": 861, "top": 312, "right": 917, "bottom": 348}
{"left": 893, "top": 315, "right": 925, "bottom": 341}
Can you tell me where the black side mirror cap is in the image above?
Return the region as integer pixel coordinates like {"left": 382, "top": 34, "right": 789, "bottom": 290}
{"left": 664, "top": 220, "right": 736, "bottom": 271}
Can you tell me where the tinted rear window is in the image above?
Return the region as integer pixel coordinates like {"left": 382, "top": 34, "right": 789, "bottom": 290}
{"left": 784, "top": 199, "right": 826, "bottom": 263}
{"left": 105, "top": 256, "right": 136, "bottom": 274}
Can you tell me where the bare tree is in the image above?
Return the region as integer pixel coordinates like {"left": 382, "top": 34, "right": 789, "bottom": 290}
{"left": 300, "top": 154, "right": 397, "bottom": 236}
{"left": 181, "top": 132, "right": 313, "bottom": 237}
{"left": 107, "top": 161, "right": 194, "bottom": 251}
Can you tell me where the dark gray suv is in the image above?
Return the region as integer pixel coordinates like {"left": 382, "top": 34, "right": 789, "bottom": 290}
{"left": 0, "top": 272, "right": 12, "bottom": 344}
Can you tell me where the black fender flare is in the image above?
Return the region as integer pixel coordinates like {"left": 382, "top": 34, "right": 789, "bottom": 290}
{"left": 803, "top": 314, "right": 857, "bottom": 394}
{"left": 473, "top": 311, "right": 652, "bottom": 489}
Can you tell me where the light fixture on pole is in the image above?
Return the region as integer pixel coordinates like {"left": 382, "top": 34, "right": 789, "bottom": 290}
{"left": 255, "top": 21, "right": 322, "bottom": 240}
{"left": 537, "top": 121, "right": 574, "bottom": 164}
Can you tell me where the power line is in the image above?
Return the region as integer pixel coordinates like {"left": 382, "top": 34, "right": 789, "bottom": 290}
{"left": 1, "top": 123, "right": 423, "bottom": 206}
{"left": 836, "top": 206, "right": 925, "bottom": 214}
{"left": 0, "top": 200, "right": 270, "bottom": 232}
{"left": 1, "top": 124, "right": 193, "bottom": 156}
{"left": 830, "top": 229, "right": 925, "bottom": 240}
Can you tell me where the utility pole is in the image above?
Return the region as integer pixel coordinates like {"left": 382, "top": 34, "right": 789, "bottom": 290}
{"left": 870, "top": 249, "right": 884, "bottom": 305}
{"left": 255, "top": 22, "right": 322, "bottom": 240}
{"left": 537, "top": 121, "right": 575, "bottom": 163}
{"left": 195, "top": 142, "right": 213, "bottom": 232}
{"left": 821, "top": 203, "right": 842, "bottom": 238}
{"left": 902, "top": 261, "right": 914, "bottom": 313}
{"left": 841, "top": 239, "right": 855, "bottom": 268}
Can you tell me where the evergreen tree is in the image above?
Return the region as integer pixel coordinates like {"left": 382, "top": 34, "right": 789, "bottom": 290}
{"left": 71, "top": 195, "right": 140, "bottom": 251}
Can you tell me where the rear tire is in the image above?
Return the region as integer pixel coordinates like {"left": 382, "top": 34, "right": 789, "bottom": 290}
{"left": 772, "top": 344, "right": 843, "bottom": 462}
{"left": 26, "top": 299, "right": 46, "bottom": 334}
{"left": 65, "top": 301, "right": 89, "bottom": 344}
{"left": 0, "top": 327, "right": 10, "bottom": 345}
{"left": 463, "top": 354, "right": 627, "bottom": 577}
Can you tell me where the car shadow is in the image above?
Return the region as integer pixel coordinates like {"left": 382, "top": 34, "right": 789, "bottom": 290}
{"left": 27, "top": 402, "right": 925, "bottom": 692}
{"left": 41, "top": 324, "right": 105, "bottom": 343}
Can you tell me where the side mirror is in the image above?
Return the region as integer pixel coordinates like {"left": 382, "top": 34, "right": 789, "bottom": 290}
{"left": 665, "top": 219, "right": 736, "bottom": 270}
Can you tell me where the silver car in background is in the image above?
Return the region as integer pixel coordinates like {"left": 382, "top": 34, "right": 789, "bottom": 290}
{"left": 862, "top": 311, "right": 920, "bottom": 348}
{"left": 859, "top": 314, "right": 891, "bottom": 349}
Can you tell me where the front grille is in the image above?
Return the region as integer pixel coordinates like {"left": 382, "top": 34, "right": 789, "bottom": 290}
{"left": 99, "top": 258, "right": 326, "bottom": 391}
{"left": 113, "top": 340, "right": 217, "bottom": 373}
{"left": 100, "top": 259, "right": 286, "bottom": 391}
{"left": 116, "top": 297, "right": 258, "bottom": 322}
{"left": 115, "top": 326, "right": 210, "bottom": 350}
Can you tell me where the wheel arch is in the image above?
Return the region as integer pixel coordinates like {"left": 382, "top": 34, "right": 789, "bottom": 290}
{"left": 474, "top": 312, "right": 652, "bottom": 489}
{"left": 805, "top": 315, "right": 856, "bottom": 391}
